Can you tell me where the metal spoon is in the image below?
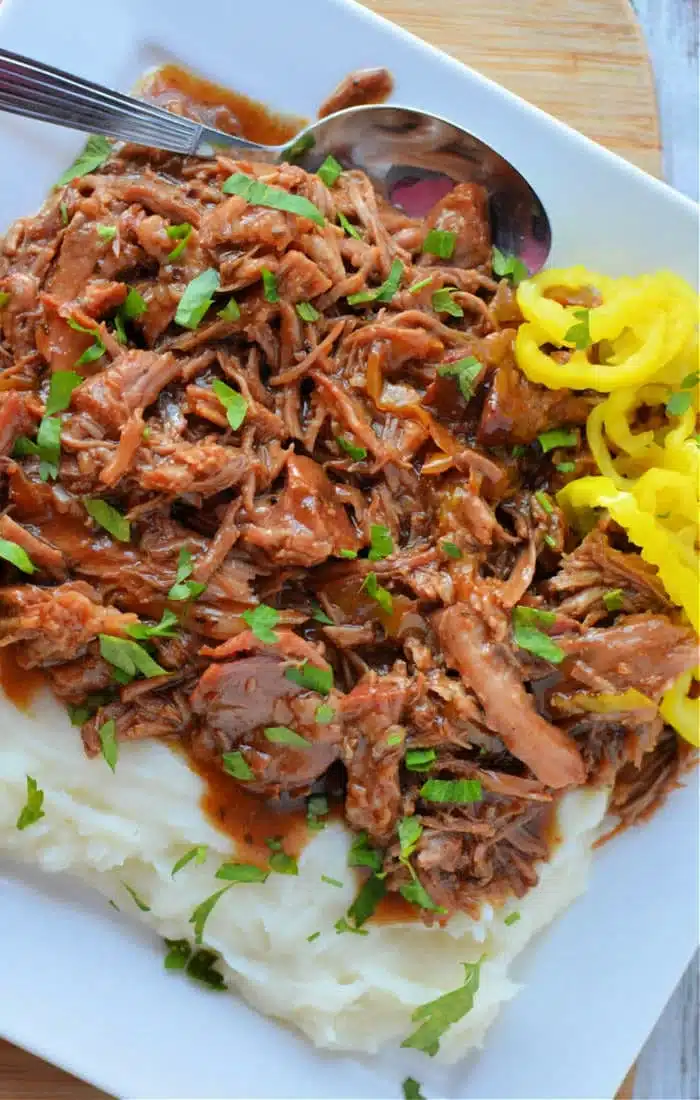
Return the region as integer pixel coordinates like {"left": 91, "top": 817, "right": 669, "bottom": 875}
{"left": 0, "top": 48, "right": 551, "bottom": 270}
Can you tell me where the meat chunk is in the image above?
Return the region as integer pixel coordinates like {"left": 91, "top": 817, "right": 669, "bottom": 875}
{"left": 191, "top": 629, "right": 341, "bottom": 795}
{"left": 138, "top": 441, "right": 248, "bottom": 497}
{"left": 421, "top": 183, "right": 491, "bottom": 269}
{"left": 340, "top": 668, "right": 409, "bottom": 842}
{"left": 199, "top": 195, "right": 293, "bottom": 253}
{"left": 436, "top": 601, "right": 586, "bottom": 788}
{"left": 0, "top": 582, "right": 137, "bottom": 668}
{"left": 0, "top": 390, "right": 41, "bottom": 456}
{"left": 560, "top": 614, "right": 698, "bottom": 698}
{"left": 318, "top": 67, "right": 393, "bottom": 117}
{"left": 478, "top": 356, "right": 593, "bottom": 446}
{"left": 548, "top": 529, "right": 670, "bottom": 618}
{"left": 72, "top": 349, "right": 180, "bottom": 429}
{"left": 242, "top": 454, "right": 361, "bottom": 566}
{"left": 276, "top": 250, "right": 332, "bottom": 302}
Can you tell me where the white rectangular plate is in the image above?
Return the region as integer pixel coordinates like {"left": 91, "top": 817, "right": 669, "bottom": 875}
{"left": 0, "top": 0, "right": 698, "bottom": 1097}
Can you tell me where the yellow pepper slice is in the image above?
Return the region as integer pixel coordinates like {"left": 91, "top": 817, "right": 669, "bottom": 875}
{"left": 557, "top": 475, "right": 700, "bottom": 631}
{"left": 660, "top": 668, "right": 700, "bottom": 748}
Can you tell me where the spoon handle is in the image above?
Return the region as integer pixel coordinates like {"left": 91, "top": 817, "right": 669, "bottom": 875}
{"left": 0, "top": 48, "right": 269, "bottom": 159}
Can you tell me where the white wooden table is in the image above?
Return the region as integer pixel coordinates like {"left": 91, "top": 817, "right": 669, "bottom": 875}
{"left": 629, "top": 5, "right": 699, "bottom": 1097}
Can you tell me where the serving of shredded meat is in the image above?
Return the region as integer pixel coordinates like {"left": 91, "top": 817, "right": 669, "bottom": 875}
{"left": 0, "top": 103, "right": 696, "bottom": 924}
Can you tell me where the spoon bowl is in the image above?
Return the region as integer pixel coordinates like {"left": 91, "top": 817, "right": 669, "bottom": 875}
{"left": 0, "top": 48, "right": 551, "bottom": 270}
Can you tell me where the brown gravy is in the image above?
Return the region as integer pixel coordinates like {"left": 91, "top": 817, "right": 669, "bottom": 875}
{"left": 140, "top": 64, "right": 305, "bottom": 146}
{"left": 0, "top": 647, "right": 44, "bottom": 710}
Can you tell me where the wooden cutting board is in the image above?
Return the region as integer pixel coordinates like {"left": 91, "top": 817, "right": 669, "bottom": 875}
{"left": 0, "top": 0, "right": 659, "bottom": 1096}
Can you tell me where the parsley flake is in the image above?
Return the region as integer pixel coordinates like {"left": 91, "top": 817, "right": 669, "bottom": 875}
{"left": 564, "top": 308, "right": 592, "bottom": 350}
{"left": 166, "top": 222, "right": 192, "bottom": 262}
{"left": 492, "top": 246, "right": 528, "bottom": 285}
{"left": 212, "top": 378, "right": 248, "bottom": 431}
{"left": 361, "top": 571, "right": 393, "bottom": 614}
{"left": 168, "top": 547, "right": 206, "bottom": 602}
{"left": 538, "top": 428, "right": 577, "bottom": 453}
{"left": 171, "top": 846, "right": 208, "bottom": 877}
{"left": 368, "top": 523, "right": 394, "bottom": 561}
{"left": 437, "top": 356, "right": 481, "bottom": 400}
{"left": 264, "top": 726, "right": 311, "bottom": 747}
{"left": 431, "top": 287, "right": 463, "bottom": 318}
{"left": 285, "top": 661, "right": 333, "bottom": 694}
{"left": 222, "top": 752, "right": 254, "bottom": 781}
{"left": 338, "top": 212, "right": 361, "bottom": 239}
{"left": 441, "top": 541, "right": 462, "bottom": 559}
{"left": 122, "top": 881, "right": 150, "bottom": 912}
{"left": 666, "top": 390, "right": 693, "bottom": 417}
{"left": 317, "top": 155, "right": 343, "bottom": 187}
{"left": 175, "top": 268, "right": 220, "bottom": 330}
{"left": 402, "top": 1078, "right": 426, "bottom": 1100}
{"left": 556, "top": 461, "right": 576, "bottom": 473}
{"left": 98, "top": 635, "right": 167, "bottom": 680}
{"left": 222, "top": 173, "right": 325, "bottom": 226}
{"left": 321, "top": 875, "right": 343, "bottom": 888}
{"left": 98, "top": 719, "right": 118, "bottom": 772}
{"left": 423, "top": 228, "right": 456, "bottom": 260}
{"left": 189, "top": 885, "right": 232, "bottom": 944}
{"left": 296, "top": 301, "right": 321, "bottom": 323}
{"left": 218, "top": 296, "right": 241, "bottom": 321}
{"left": 348, "top": 831, "right": 383, "bottom": 873}
{"left": 97, "top": 225, "right": 117, "bottom": 242}
{"left": 315, "top": 703, "right": 335, "bottom": 724}
{"left": 511, "top": 605, "right": 564, "bottom": 664}
{"left": 348, "top": 259, "right": 403, "bottom": 305}
{"left": 84, "top": 498, "right": 131, "bottom": 542}
{"left": 16, "top": 775, "right": 45, "bottom": 830}
{"left": 347, "top": 873, "right": 386, "bottom": 928}
{"left": 44, "top": 370, "right": 82, "bottom": 416}
{"left": 215, "top": 862, "right": 269, "bottom": 883}
{"left": 405, "top": 748, "right": 437, "bottom": 772}
{"left": 0, "top": 538, "right": 35, "bottom": 574}
{"left": 127, "top": 609, "right": 179, "bottom": 641}
{"left": 504, "top": 911, "right": 521, "bottom": 926}
{"left": 336, "top": 435, "right": 367, "bottom": 461}
{"left": 242, "top": 603, "right": 279, "bottom": 644}
{"left": 66, "top": 317, "right": 106, "bottom": 366}
{"left": 402, "top": 959, "right": 483, "bottom": 1056}
{"left": 419, "top": 778, "right": 482, "bottom": 803}
{"left": 57, "top": 135, "right": 111, "bottom": 186}
{"left": 603, "top": 588, "right": 625, "bottom": 612}
{"left": 261, "top": 267, "right": 279, "bottom": 303}
{"left": 114, "top": 288, "right": 147, "bottom": 344}
{"left": 397, "top": 816, "right": 422, "bottom": 861}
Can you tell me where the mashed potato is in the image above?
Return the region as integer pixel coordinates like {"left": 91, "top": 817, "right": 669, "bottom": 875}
{"left": 0, "top": 690, "right": 608, "bottom": 1062}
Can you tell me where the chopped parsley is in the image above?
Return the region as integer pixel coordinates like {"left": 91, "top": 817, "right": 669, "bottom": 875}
{"left": 408, "top": 276, "right": 434, "bottom": 295}
{"left": 164, "top": 941, "right": 227, "bottom": 991}
{"left": 556, "top": 461, "right": 576, "bottom": 474}
{"left": 419, "top": 778, "right": 482, "bottom": 803}
{"left": 264, "top": 725, "right": 311, "bottom": 747}
{"left": 261, "top": 267, "right": 279, "bottom": 303}
{"left": 361, "top": 571, "right": 393, "bottom": 614}
{"left": 66, "top": 317, "right": 106, "bottom": 366}
{"left": 336, "top": 435, "right": 367, "bottom": 461}
{"left": 400, "top": 878, "right": 446, "bottom": 913}
{"left": 666, "top": 389, "right": 693, "bottom": 417}
{"left": 402, "top": 959, "right": 483, "bottom": 1055}
{"left": 127, "top": 609, "right": 179, "bottom": 641}
{"left": 491, "top": 246, "right": 528, "bottom": 286}
{"left": 315, "top": 703, "right": 335, "bottom": 724}
{"left": 534, "top": 490, "right": 554, "bottom": 515}
{"left": 339, "top": 548, "right": 358, "bottom": 559}
{"left": 84, "top": 499, "right": 131, "bottom": 542}
{"left": 212, "top": 378, "right": 248, "bottom": 431}
{"left": 347, "top": 873, "right": 386, "bottom": 928}
{"left": 538, "top": 428, "right": 577, "bottom": 453}
{"left": 386, "top": 729, "right": 405, "bottom": 746}
{"left": 504, "top": 911, "right": 521, "bottom": 926}
{"left": 44, "top": 370, "right": 82, "bottom": 416}
{"left": 564, "top": 308, "right": 592, "bottom": 350}
{"left": 348, "top": 831, "right": 383, "bottom": 873}
{"left": 285, "top": 660, "right": 333, "bottom": 694}
{"left": 215, "top": 862, "right": 269, "bottom": 883}
{"left": 175, "top": 268, "right": 220, "bottom": 330}
{"left": 166, "top": 222, "right": 192, "bottom": 262}
{"left": 307, "top": 794, "right": 329, "bottom": 831}
{"left": 603, "top": 588, "right": 625, "bottom": 612}
{"left": 368, "top": 523, "right": 394, "bottom": 561}
{"left": 543, "top": 533, "right": 557, "bottom": 549}
{"left": 114, "top": 288, "right": 147, "bottom": 344}
{"left": 171, "top": 845, "right": 208, "bottom": 877}
{"left": 242, "top": 603, "right": 279, "bottom": 644}
{"left": 511, "top": 605, "right": 564, "bottom": 664}
{"left": 402, "top": 1078, "right": 426, "bottom": 1100}
{"left": 405, "top": 748, "right": 437, "bottom": 772}
{"left": 422, "top": 229, "right": 456, "bottom": 260}
{"left": 397, "top": 816, "right": 422, "bottom": 861}
{"left": 59, "top": 202, "right": 69, "bottom": 226}
{"left": 222, "top": 173, "right": 325, "bottom": 226}
{"left": 311, "top": 602, "right": 333, "bottom": 625}
{"left": 334, "top": 917, "right": 368, "bottom": 936}
{"left": 0, "top": 538, "right": 35, "bottom": 574}
{"left": 189, "top": 885, "right": 232, "bottom": 944}
{"left": 57, "top": 135, "right": 111, "bottom": 186}
{"left": 168, "top": 547, "right": 206, "bottom": 602}
{"left": 296, "top": 301, "right": 321, "bottom": 323}
{"left": 317, "top": 154, "right": 343, "bottom": 187}
{"left": 321, "top": 875, "right": 343, "bottom": 888}
{"left": 337, "top": 211, "right": 361, "bottom": 239}
{"left": 437, "top": 356, "right": 481, "bottom": 400}
{"left": 16, "top": 775, "right": 45, "bottom": 830}
{"left": 98, "top": 635, "right": 167, "bottom": 681}
{"left": 307, "top": 931, "right": 321, "bottom": 942}
{"left": 121, "top": 881, "right": 150, "bottom": 912}
{"left": 441, "top": 540, "right": 462, "bottom": 559}
{"left": 97, "top": 225, "right": 117, "bottom": 242}
{"left": 268, "top": 848, "right": 298, "bottom": 875}
{"left": 431, "top": 287, "right": 463, "bottom": 318}
{"left": 98, "top": 719, "right": 118, "bottom": 772}
{"left": 218, "top": 296, "right": 241, "bottom": 321}
{"left": 222, "top": 752, "right": 253, "bottom": 781}
{"left": 348, "top": 259, "right": 403, "bottom": 305}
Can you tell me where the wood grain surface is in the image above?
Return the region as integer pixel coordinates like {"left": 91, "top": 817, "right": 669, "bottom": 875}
{"left": 0, "top": 0, "right": 671, "bottom": 1097}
